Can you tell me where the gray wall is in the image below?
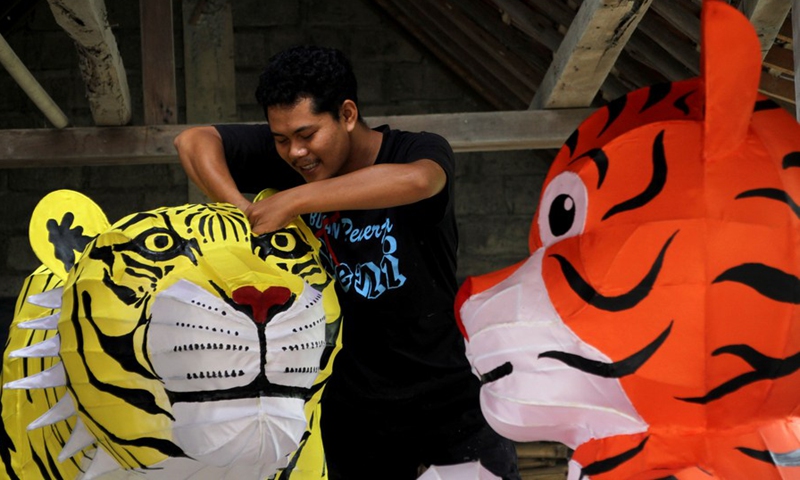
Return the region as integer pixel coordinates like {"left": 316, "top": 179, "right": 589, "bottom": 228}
{"left": 0, "top": 0, "right": 549, "bottom": 302}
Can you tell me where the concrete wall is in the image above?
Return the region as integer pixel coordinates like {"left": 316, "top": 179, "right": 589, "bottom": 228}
{"left": 0, "top": 0, "right": 549, "bottom": 302}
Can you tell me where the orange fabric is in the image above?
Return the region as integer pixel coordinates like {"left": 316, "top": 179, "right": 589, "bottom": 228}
{"left": 456, "top": 0, "right": 800, "bottom": 477}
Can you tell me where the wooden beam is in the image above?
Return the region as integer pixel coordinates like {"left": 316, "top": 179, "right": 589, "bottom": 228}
{"left": 182, "top": 0, "right": 237, "bottom": 124}
{"left": 530, "top": 0, "right": 654, "bottom": 109}
{"left": 182, "top": 0, "right": 236, "bottom": 203}
{"left": 492, "top": 0, "right": 563, "bottom": 51}
{"left": 637, "top": 12, "right": 699, "bottom": 75}
{"left": 625, "top": 34, "right": 695, "bottom": 81}
{"left": 764, "top": 44, "right": 793, "bottom": 76}
{"left": 650, "top": 0, "right": 700, "bottom": 45}
{"left": 759, "top": 69, "right": 795, "bottom": 104}
{"left": 46, "top": 0, "right": 131, "bottom": 125}
{"left": 372, "top": 0, "right": 523, "bottom": 109}
{"left": 794, "top": 0, "right": 800, "bottom": 118}
{"left": 738, "top": 0, "right": 792, "bottom": 57}
{"left": 411, "top": 0, "right": 537, "bottom": 103}
{"left": 0, "top": 109, "right": 596, "bottom": 168}
{"left": 140, "top": 0, "right": 177, "bottom": 125}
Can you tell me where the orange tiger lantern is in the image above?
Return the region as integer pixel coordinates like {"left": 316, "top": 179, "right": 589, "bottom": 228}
{"left": 456, "top": 1, "right": 800, "bottom": 478}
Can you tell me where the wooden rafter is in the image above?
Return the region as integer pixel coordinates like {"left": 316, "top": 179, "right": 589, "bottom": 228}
{"left": 530, "top": 0, "right": 654, "bottom": 110}
{"left": 0, "top": 109, "right": 595, "bottom": 168}
{"left": 46, "top": 0, "right": 131, "bottom": 125}
{"left": 140, "top": 0, "right": 177, "bottom": 125}
{"left": 738, "top": 0, "right": 793, "bottom": 57}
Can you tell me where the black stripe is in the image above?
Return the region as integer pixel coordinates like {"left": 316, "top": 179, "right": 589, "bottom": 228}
{"left": 539, "top": 322, "right": 671, "bottom": 378}
{"left": 571, "top": 148, "right": 608, "bottom": 188}
{"left": 783, "top": 152, "right": 800, "bottom": 169}
{"left": 736, "top": 188, "right": 800, "bottom": 220}
{"left": 640, "top": 82, "right": 671, "bottom": 113}
{"left": 603, "top": 130, "right": 667, "bottom": 220}
{"left": 565, "top": 129, "right": 579, "bottom": 156}
{"left": 714, "top": 263, "right": 800, "bottom": 304}
{"left": 678, "top": 344, "right": 800, "bottom": 404}
{"left": 599, "top": 95, "right": 627, "bottom": 137}
{"left": 480, "top": 361, "right": 513, "bottom": 384}
{"left": 737, "top": 447, "right": 775, "bottom": 465}
{"left": 581, "top": 436, "right": 649, "bottom": 476}
{"left": 673, "top": 91, "right": 694, "bottom": 115}
{"left": 550, "top": 231, "right": 677, "bottom": 312}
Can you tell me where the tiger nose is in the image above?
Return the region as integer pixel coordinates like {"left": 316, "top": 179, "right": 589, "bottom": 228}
{"left": 232, "top": 286, "right": 292, "bottom": 324}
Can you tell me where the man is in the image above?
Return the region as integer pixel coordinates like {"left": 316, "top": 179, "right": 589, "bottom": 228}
{"left": 174, "top": 45, "right": 519, "bottom": 480}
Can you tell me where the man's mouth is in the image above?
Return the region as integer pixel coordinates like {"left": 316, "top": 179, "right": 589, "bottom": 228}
{"left": 296, "top": 160, "right": 320, "bottom": 172}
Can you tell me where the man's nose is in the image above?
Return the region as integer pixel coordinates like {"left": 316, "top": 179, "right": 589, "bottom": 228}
{"left": 291, "top": 143, "right": 308, "bottom": 158}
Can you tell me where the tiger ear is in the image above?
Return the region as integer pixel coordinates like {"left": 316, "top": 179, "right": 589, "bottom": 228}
{"left": 701, "top": 0, "right": 761, "bottom": 159}
{"left": 29, "top": 190, "right": 110, "bottom": 280}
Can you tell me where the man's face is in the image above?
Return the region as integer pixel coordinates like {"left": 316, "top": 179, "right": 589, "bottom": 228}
{"left": 267, "top": 97, "right": 351, "bottom": 182}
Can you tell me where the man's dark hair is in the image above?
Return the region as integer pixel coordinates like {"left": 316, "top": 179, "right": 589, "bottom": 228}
{"left": 255, "top": 45, "right": 361, "bottom": 121}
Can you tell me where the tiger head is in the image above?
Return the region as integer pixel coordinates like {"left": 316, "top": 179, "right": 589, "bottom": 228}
{"left": 456, "top": 1, "right": 800, "bottom": 478}
{"left": 1, "top": 189, "right": 341, "bottom": 479}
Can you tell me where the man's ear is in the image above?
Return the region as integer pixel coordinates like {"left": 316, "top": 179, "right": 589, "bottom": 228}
{"left": 340, "top": 100, "right": 359, "bottom": 132}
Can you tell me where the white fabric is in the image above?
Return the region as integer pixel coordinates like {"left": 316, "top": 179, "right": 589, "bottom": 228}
{"left": 418, "top": 461, "right": 500, "bottom": 480}
{"left": 460, "top": 249, "right": 648, "bottom": 448}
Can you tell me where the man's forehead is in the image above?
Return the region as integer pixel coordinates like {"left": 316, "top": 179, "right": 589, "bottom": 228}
{"left": 267, "top": 99, "right": 326, "bottom": 134}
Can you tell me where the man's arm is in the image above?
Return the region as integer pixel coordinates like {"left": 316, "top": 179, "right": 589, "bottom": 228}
{"left": 173, "top": 126, "right": 252, "bottom": 212}
{"left": 246, "top": 159, "right": 446, "bottom": 234}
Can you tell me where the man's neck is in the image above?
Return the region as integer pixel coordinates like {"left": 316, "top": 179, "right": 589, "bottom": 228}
{"left": 340, "top": 123, "right": 383, "bottom": 175}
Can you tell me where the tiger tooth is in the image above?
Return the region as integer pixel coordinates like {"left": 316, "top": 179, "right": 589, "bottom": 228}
{"left": 17, "top": 312, "right": 59, "bottom": 330}
{"left": 81, "top": 445, "right": 120, "bottom": 479}
{"left": 9, "top": 334, "right": 60, "bottom": 358}
{"left": 27, "top": 287, "right": 63, "bottom": 309}
{"left": 57, "top": 418, "right": 95, "bottom": 462}
{"left": 3, "top": 362, "right": 66, "bottom": 389}
{"left": 27, "top": 394, "right": 76, "bottom": 430}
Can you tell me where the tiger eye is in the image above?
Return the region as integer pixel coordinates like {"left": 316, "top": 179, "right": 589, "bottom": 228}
{"left": 549, "top": 194, "right": 576, "bottom": 237}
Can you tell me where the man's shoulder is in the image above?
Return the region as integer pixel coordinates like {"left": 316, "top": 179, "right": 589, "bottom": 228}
{"left": 378, "top": 126, "right": 453, "bottom": 155}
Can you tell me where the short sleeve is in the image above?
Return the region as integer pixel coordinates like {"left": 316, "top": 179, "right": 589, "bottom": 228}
{"left": 214, "top": 124, "right": 304, "bottom": 194}
{"left": 400, "top": 131, "right": 456, "bottom": 224}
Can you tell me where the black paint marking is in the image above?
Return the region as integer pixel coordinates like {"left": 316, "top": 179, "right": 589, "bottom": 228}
{"left": 480, "top": 362, "right": 513, "bottom": 384}
{"left": 678, "top": 344, "right": 800, "bottom": 404}
{"left": 673, "top": 91, "right": 694, "bottom": 115}
{"left": 599, "top": 95, "right": 627, "bottom": 137}
{"left": 714, "top": 263, "right": 800, "bottom": 304}
{"left": 571, "top": 148, "right": 609, "bottom": 188}
{"left": 550, "top": 231, "right": 677, "bottom": 312}
{"left": 603, "top": 130, "right": 667, "bottom": 220}
{"left": 565, "top": 129, "right": 579, "bottom": 156}
{"left": 540, "top": 322, "right": 672, "bottom": 378}
{"left": 581, "top": 437, "right": 649, "bottom": 477}
{"left": 736, "top": 188, "right": 800, "bottom": 220}
{"left": 46, "top": 212, "right": 94, "bottom": 272}
{"left": 640, "top": 82, "right": 671, "bottom": 113}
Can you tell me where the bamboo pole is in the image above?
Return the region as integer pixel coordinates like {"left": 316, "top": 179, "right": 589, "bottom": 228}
{"left": 0, "top": 33, "right": 69, "bottom": 128}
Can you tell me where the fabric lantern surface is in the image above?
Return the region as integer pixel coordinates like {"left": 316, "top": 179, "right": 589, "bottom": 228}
{"left": 1, "top": 189, "right": 341, "bottom": 479}
{"left": 456, "top": 1, "right": 800, "bottom": 478}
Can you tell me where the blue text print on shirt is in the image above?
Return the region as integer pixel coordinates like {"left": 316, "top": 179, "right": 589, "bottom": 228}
{"left": 309, "top": 213, "right": 407, "bottom": 299}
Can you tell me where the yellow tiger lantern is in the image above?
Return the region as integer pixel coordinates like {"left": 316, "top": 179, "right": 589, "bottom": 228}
{"left": 1, "top": 189, "right": 341, "bottom": 479}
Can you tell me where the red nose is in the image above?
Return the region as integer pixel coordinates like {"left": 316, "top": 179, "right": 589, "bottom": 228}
{"left": 232, "top": 286, "right": 292, "bottom": 324}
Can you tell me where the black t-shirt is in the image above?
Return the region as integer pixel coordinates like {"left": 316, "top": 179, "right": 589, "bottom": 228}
{"left": 216, "top": 123, "right": 476, "bottom": 406}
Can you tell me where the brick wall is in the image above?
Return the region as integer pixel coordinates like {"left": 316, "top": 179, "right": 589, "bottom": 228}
{"left": 0, "top": 0, "right": 549, "bottom": 304}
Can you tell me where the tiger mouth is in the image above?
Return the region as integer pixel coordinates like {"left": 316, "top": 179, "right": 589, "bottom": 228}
{"left": 148, "top": 280, "right": 327, "bottom": 404}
